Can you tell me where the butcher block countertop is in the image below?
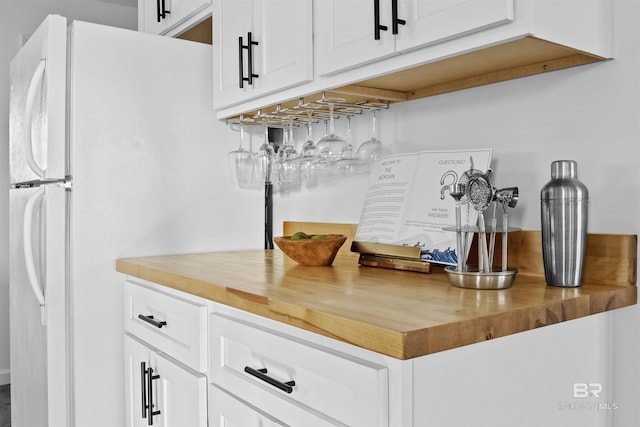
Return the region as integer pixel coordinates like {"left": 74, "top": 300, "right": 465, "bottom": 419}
{"left": 116, "top": 230, "right": 637, "bottom": 360}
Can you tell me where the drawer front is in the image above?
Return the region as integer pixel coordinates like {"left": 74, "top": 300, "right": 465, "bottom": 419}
{"left": 209, "top": 384, "right": 338, "bottom": 427}
{"left": 124, "top": 280, "right": 207, "bottom": 372}
{"left": 210, "top": 313, "right": 388, "bottom": 427}
{"left": 209, "top": 384, "right": 284, "bottom": 427}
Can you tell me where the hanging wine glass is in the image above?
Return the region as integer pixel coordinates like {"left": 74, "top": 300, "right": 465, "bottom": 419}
{"left": 278, "top": 123, "right": 301, "bottom": 189}
{"left": 315, "top": 104, "right": 350, "bottom": 161}
{"left": 277, "top": 122, "right": 298, "bottom": 162}
{"left": 296, "top": 116, "right": 319, "bottom": 186}
{"left": 332, "top": 115, "right": 367, "bottom": 176}
{"left": 300, "top": 117, "right": 316, "bottom": 158}
{"left": 356, "top": 110, "right": 391, "bottom": 162}
{"left": 344, "top": 115, "right": 354, "bottom": 158}
{"left": 254, "top": 126, "right": 275, "bottom": 184}
{"left": 301, "top": 118, "right": 330, "bottom": 185}
{"left": 228, "top": 123, "right": 254, "bottom": 189}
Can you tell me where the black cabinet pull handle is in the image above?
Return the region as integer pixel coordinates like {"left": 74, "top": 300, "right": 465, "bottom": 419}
{"left": 247, "top": 32, "right": 259, "bottom": 85}
{"left": 156, "top": 0, "right": 171, "bottom": 22}
{"left": 138, "top": 314, "right": 167, "bottom": 329}
{"left": 161, "top": 0, "right": 171, "bottom": 19}
{"left": 147, "top": 367, "right": 161, "bottom": 425}
{"left": 391, "top": 0, "right": 406, "bottom": 34}
{"left": 244, "top": 366, "right": 295, "bottom": 394}
{"left": 140, "top": 362, "right": 148, "bottom": 419}
{"left": 374, "top": 0, "right": 388, "bottom": 40}
{"left": 238, "top": 32, "right": 259, "bottom": 88}
{"left": 238, "top": 36, "right": 244, "bottom": 88}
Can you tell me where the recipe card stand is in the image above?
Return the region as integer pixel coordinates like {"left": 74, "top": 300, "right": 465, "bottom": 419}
{"left": 351, "top": 241, "right": 432, "bottom": 274}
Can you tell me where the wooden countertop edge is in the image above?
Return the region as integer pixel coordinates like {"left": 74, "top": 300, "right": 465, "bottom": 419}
{"left": 116, "top": 258, "right": 637, "bottom": 360}
{"left": 116, "top": 259, "right": 406, "bottom": 358}
{"left": 411, "top": 285, "right": 637, "bottom": 358}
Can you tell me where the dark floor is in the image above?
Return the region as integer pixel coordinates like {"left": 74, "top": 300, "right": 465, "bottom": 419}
{"left": 0, "top": 384, "right": 10, "bottom": 427}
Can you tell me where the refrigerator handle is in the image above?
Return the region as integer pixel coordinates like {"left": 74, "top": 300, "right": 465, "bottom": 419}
{"left": 24, "top": 59, "right": 47, "bottom": 179}
{"left": 23, "top": 188, "right": 47, "bottom": 325}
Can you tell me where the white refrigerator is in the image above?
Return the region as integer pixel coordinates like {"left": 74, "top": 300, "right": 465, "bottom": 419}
{"left": 9, "top": 14, "right": 260, "bottom": 427}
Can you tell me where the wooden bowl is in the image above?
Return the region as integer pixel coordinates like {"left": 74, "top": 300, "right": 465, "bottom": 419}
{"left": 273, "top": 234, "right": 347, "bottom": 266}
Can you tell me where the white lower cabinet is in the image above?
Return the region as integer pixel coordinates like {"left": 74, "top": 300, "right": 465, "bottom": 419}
{"left": 209, "top": 313, "right": 389, "bottom": 427}
{"left": 121, "top": 277, "right": 622, "bottom": 427}
{"left": 124, "top": 334, "right": 207, "bottom": 427}
{"left": 123, "top": 281, "right": 208, "bottom": 427}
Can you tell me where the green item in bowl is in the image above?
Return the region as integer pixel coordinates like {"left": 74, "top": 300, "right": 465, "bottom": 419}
{"left": 291, "top": 231, "right": 311, "bottom": 240}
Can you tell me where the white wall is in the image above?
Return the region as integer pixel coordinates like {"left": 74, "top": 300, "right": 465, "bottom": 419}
{"left": 0, "top": 0, "right": 136, "bottom": 385}
{"left": 266, "top": 1, "right": 639, "bottom": 425}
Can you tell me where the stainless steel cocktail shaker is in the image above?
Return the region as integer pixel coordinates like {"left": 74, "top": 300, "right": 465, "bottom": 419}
{"left": 540, "top": 160, "right": 588, "bottom": 287}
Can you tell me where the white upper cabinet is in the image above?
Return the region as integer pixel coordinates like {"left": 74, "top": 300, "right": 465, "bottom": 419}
{"left": 395, "top": 0, "right": 514, "bottom": 51}
{"left": 316, "top": 0, "right": 514, "bottom": 76}
{"left": 214, "top": 0, "right": 612, "bottom": 120}
{"left": 212, "top": 0, "right": 313, "bottom": 109}
{"left": 138, "top": 0, "right": 212, "bottom": 35}
{"left": 314, "top": 0, "right": 396, "bottom": 77}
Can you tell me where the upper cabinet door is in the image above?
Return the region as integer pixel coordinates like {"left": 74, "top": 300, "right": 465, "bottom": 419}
{"left": 140, "top": 0, "right": 212, "bottom": 35}
{"left": 394, "top": 0, "right": 514, "bottom": 52}
{"left": 213, "top": 0, "right": 313, "bottom": 109}
{"left": 315, "top": 0, "right": 514, "bottom": 76}
{"left": 315, "top": 0, "right": 396, "bottom": 77}
{"left": 213, "top": 0, "right": 253, "bottom": 108}
{"left": 251, "top": 0, "right": 313, "bottom": 98}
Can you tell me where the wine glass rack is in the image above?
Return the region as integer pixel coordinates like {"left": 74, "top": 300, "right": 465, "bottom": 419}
{"left": 225, "top": 91, "right": 393, "bottom": 128}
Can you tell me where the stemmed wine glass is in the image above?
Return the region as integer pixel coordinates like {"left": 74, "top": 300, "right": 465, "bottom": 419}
{"left": 296, "top": 116, "right": 319, "bottom": 185}
{"left": 254, "top": 126, "right": 275, "bottom": 184}
{"left": 228, "top": 123, "right": 254, "bottom": 189}
{"left": 315, "top": 104, "right": 350, "bottom": 161}
{"left": 277, "top": 122, "right": 301, "bottom": 189}
{"left": 332, "top": 115, "right": 367, "bottom": 176}
{"left": 299, "top": 118, "right": 330, "bottom": 183}
{"left": 300, "top": 118, "right": 316, "bottom": 158}
{"left": 356, "top": 110, "right": 391, "bottom": 162}
{"left": 277, "top": 122, "right": 298, "bottom": 162}
{"left": 345, "top": 115, "right": 354, "bottom": 156}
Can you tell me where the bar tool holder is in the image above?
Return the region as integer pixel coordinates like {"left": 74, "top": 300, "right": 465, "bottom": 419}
{"left": 443, "top": 174, "right": 520, "bottom": 289}
{"left": 443, "top": 224, "right": 519, "bottom": 289}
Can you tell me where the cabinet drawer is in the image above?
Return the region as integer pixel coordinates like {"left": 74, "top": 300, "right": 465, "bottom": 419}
{"left": 209, "top": 384, "right": 338, "bottom": 427}
{"left": 124, "top": 280, "right": 207, "bottom": 372}
{"left": 210, "top": 313, "right": 388, "bottom": 427}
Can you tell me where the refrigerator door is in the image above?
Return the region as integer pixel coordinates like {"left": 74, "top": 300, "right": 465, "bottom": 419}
{"left": 9, "top": 185, "right": 68, "bottom": 427}
{"left": 9, "top": 14, "right": 67, "bottom": 185}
